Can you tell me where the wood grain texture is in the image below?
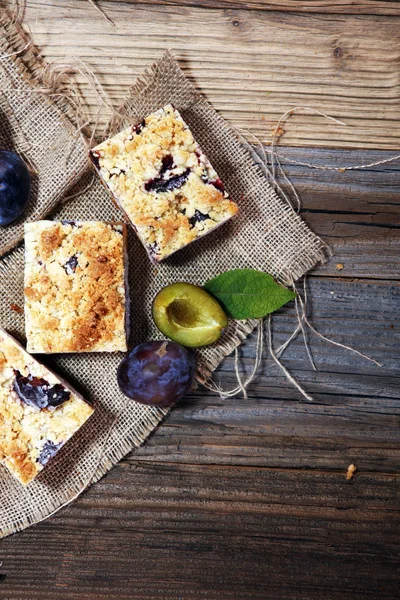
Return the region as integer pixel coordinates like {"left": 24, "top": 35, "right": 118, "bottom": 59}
{"left": 127, "top": 0, "right": 400, "bottom": 16}
{"left": 1, "top": 466, "right": 399, "bottom": 600}
{"left": 0, "top": 3, "right": 399, "bottom": 600}
{"left": 1, "top": 277, "right": 399, "bottom": 600}
{"left": 21, "top": 0, "right": 400, "bottom": 150}
{"left": 274, "top": 147, "right": 400, "bottom": 279}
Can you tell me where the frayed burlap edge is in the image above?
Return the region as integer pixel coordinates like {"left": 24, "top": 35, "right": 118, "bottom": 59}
{"left": 0, "top": 10, "right": 85, "bottom": 137}
{"left": 0, "top": 10, "right": 91, "bottom": 255}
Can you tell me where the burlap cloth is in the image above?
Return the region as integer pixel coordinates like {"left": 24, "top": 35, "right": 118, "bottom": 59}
{"left": 0, "top": 15, "right": 328, "bottom": 539}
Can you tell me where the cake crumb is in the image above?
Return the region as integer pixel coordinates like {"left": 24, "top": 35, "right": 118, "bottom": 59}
{"left": 336, "top": 263, "right": 344, "bottom": 271}
{"left": 10, "top": 303, "right": 23, "bottom": 314}
{"left": 272, "top": 125, "right": 285, "bottom": 139}
{"left": 346, "top": 464, "right": 357, "bottom": 480}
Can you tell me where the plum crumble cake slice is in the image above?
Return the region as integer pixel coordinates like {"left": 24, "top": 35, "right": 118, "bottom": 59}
{"left": 89, "top": 104, "right": 239, "bottom": 263}
{"left": 0, "top": 328, "right": 93, "bottom": 485}
{"left": 24, "top": 221, "right": 129, "bottom": 354}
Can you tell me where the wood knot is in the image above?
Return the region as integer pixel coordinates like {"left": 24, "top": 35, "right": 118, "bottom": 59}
{"left": 232, "top": 20, "right": 240, "bottom": 27}
{"left": 334, "top": 47, "right": 343, "bottom": 59}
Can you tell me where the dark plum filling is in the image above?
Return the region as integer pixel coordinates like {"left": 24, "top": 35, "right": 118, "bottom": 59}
{"left": 160, "top": 154, "right": 174, "bottom": 174}
{"left": 145, "top": 168, "right": 190, "bottom": 194}
{"left": 210, "top": 178, "right": 225, "bottom": 194}
{"left": 189, "top": 210, "right": 209, "bottom": 228}
{"left": 13, "top": 370, "right": 71, "bottom": 410}
{"left": 37, "top": 440, "right": 63, "bottom": 466}
{"left": 89, "top": 150, "right": 100, "bottom": 169}
{"left": 63, "top": 254, "right": 79, "bottom": 275}
{"left": 148, "top": 241, "right": 160, "bottom": 256}
{"left": 133, "top": 119, "right": 146, "bottom": 135}
{"left": 110, "top": 168, "right": 126, "bottom": 178}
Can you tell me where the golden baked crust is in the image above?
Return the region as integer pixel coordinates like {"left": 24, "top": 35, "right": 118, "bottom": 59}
{"left": 0, "top": 328, "right": 93, "bottom": 486}
{"left": 90, "top": 104, "right": 239, "bottom": 262}
{"left": 24, "top": 221, "right": 128, "bottom": 354}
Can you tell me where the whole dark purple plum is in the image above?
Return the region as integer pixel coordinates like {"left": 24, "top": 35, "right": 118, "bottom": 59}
{"left": 117, "top": 341, "right": 196, "bottom": 407}
{"left": 0, "top": 150, "right": 31, "bottom": 226}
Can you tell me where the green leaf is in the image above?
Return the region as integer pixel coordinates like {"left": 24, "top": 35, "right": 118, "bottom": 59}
{"left": 203, "top": 269, "right": 296, "bottom": 320}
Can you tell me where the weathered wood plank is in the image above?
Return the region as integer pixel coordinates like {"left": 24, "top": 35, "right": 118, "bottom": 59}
{"left": 22, "top": 0, "right": 400, "bottom": 150}
{"left": 123, "top": 0, "right": 400, "bottom": 17}
{"left": 1, "top": 5, "right": 399, "bottom": 600}
{"left": 1, "top": 464, "right": 399, "bottom": 600}
{"left": 273, "top": 147, "right": 400, "bottom": 278}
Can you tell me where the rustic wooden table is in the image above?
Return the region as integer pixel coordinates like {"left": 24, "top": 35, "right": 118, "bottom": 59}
{"left": 1, "top": 1, "right": 399, "bottom": 599}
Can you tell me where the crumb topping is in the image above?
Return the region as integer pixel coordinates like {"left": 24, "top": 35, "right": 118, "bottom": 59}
{"left": 346, "top": 464, "right": 357, "bottom": 480}
{"left": 0, "top": 329, "right": 93, "bottom": 485}
{"left": 90, "top": 104, "right": 238, "bottom": 261}
{"left": 24, "top": 221, "right": 128, "bottom": 353}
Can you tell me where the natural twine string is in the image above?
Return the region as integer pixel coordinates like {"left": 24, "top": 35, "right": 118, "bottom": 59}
{"left": 294, "top": 296, "right": 316, "bottom": 371}
{"left": 266, "top": 273, "right": 382, "bottom": 403}
{"left": 237, "top": 128, "right": 302, "bottom": 213}
{"left": 295, "top": 277, "right": 382, "bottom": 368}
{"left": 270, "top": 107, "right": 346, "bottom": 181}
{"left": 267, "top": 313, "right": 314, "bottom": 402}
{"left": 199, "top": 320, "right": 264, "bottom": 399}
{"left": 204, "top": 106, "right": 389, "bottom": 400}
{"left": 87, "top": 0, "right": 117, "bottom": 29}
{"left": 267, "top": 148, "right": 400, "bottom": 173}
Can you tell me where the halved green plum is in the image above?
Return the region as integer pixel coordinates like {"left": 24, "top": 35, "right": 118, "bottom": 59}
{"left": 152, "top": 282, "right": 228, "bottom": 348}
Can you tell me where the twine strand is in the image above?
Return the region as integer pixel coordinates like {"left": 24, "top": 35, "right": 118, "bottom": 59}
{"left": 268, "top": 148, "right": 400, "bottom": 172}
{"left": 200, "top": 320, "right": 264, "bottom": 398}
{"left": 295, "top": 295, "right": 317, "bottom": 371}
{"left": 270, "top": 107, "right": 346, "bottom": 182}
{"left": 276, "top": 323, "right": 301, "bottom": 359}
{"left": 267, "top": 315, "right": 314, "bottom": 402}
{"left": 87, "top": 0, "right": 117, "bottom": 29}
{"left": 234, "top": 347, "right": 248, "bottom": 400}
{"left": 295, "top": 278, "right": 382, "bottom": 368}
{"left": 237, "top": 128, "right": 298, "bottom": 212}
{"left": 245, "top": 106, "right": 399, "bottom": 176}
